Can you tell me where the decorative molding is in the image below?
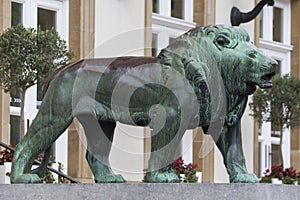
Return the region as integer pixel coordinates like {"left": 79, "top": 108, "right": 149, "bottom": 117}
{"left": 152, "top": 13, "right": 196, "bottom": 31}
{"left": 259, "top": 39, "right": 293, "bottom": 53}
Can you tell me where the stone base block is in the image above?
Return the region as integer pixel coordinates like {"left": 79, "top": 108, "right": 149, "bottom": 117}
{"left": 0, "top": 183, "right": 299, "bottom": 200}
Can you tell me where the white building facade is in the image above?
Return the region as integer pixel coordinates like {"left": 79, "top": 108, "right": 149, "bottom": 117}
{"left": 1, "top": 0, "right": 297, "bottom": 183}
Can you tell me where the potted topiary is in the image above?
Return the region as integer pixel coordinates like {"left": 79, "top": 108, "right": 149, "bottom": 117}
{"left": 0, "top": 24, "right": 73, "bottom": 138}
{"left": 250, "top": 74, "right": 300, "bottom": 167}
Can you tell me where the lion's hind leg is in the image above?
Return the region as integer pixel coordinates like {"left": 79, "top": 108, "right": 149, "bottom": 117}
{"left": 77, "top": 114, "right": 125, "bottom": 183}
{"left": 10, "top": 114, "right": 72, "bottom": 183}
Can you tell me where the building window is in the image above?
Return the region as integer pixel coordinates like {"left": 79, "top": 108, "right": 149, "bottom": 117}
{"left": 11, "top": 2, "right": 23, "bottom": 26}
{"left": 38, "top": 8, "right": 57, "bottom": 30}
{"left": 153, "top": 0, "right": 159, "bottom": 13}
{"left": 152, "top": 0, "right": 193, "bottom": 21}
{"left": 258, "top": 0, "right": 292, "bottom": 176}
{"left": 152, "top": 33, "right": 158, "bottom": 57}
{"left": 260, "top": 0, "right": 290, "bottom": 44}
{"left": 10, "top": 115, "right": 21, "bottom": 146}
{"left": 259, "top": 11, "right": 263, "bottom": 39}
{"left": 152, "top": 0, "right": 195, "bottom": 56}
{"left": 171, "top": 0, "right": 184, "bottom": 19}
{"left": 37, "top": 7, "right": 57, "bottom": 108}
{"left": 273, "top": 7, "right": 283, "bottom": 42}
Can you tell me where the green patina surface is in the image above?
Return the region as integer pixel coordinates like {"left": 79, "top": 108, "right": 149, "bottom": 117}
{"left": 10, "top": 25, "right": 277, "bottom": 184}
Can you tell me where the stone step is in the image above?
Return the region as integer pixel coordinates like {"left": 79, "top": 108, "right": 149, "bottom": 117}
{"left": 0, "top": 183, "right": 299, "bottom": 200}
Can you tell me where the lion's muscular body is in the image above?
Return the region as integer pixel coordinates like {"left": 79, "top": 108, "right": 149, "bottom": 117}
{"left": 11, "top": 25, "right": 277, "bottom": 183}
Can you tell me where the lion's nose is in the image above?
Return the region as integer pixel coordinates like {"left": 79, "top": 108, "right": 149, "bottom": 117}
{"left": 269, "top": 59, "right": 278, "bottom": 72}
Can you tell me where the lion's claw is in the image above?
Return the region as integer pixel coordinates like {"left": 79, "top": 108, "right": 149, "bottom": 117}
{"left": 11, "top": 174, "right": 41, "bottom": 184}
{"left": 94, "top": 174, "right": 126, "bottom": 183}
{"left": 144, "top": 171, "right": 180, "bottom": 183}
{"left": 230, "top": 173, "right": 259, "bottom": 183}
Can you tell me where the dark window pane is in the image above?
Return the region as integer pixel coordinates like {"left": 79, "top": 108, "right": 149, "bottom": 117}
{"left": 10, "top": 89, "right": 22, "bottom": 107}
{"left": 10, "top": 115, "right": 21, "bottom": 146}
{"left": 271, "top": 144, "right": 280, "bottom": 165}
{"left": 11, "top": 2, "right": 23, "bottom": 26}
{"left": 38, "top": 8, "right": 56, "bottom": 31}
{"left": 259, "top": 10, "right": 263, "bottom": 38}
{"left": 258, "top": 143, "right": 262, "bottom": 175}
{"left": 152, "top": 33, "right": 158, "bottom": 57}
{"left": 273, "top": 7, "right": 283, "bottom": 42}
{"left": 153, "top": 0, "right": 159, "bottom": 13}
{"left": 37, "top": 8, "right": 57, "bottom": 108}
{"left": 171, "top": 0, "right": 184, "bottom": 19}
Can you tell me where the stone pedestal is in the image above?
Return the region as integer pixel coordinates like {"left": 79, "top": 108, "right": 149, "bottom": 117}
{"left": 0, "top": 183, "right": 300, "bottom": 200}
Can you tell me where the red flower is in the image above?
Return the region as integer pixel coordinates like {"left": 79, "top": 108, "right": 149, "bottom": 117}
{"left": 0, "top": 146, "right": 14, "bottom": 164}
{"left": 172, "top": 157, "right": 198, "bottom": 173}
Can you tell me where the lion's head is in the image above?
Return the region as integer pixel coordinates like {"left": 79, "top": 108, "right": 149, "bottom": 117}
{"left": 158, "top": 25, "right": 277, "bottom": 96}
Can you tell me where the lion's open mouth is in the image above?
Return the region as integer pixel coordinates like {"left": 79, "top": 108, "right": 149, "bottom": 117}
{"left": 259, "top": 71, "right": 276, "bottom": 89}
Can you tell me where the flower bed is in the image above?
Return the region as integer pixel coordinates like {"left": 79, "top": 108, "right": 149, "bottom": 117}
{"left": 172, "top": 157, "right": 200, "bottom": 183}
{"left": 260, "top": 164, "right": 300, "bottom": 185}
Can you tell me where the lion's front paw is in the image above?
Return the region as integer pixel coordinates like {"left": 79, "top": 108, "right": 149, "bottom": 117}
{"left": 144, "top": 171, "right": 180, "bottom": 183}
{"left": 11, "top": 174, "right": 41, "bottom": 184}
{"left": 94, "top": 174, "right": 126, "bottom": 183}
{"left": 230, "top": 173, "right": 259, "bottom": 183}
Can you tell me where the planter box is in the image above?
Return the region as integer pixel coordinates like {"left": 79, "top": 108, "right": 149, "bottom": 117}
{"left": 179, "top": 171, "right": 202, "bottom": 183}
{"left": 0, "top": 162, "right": 12, "bottom": 184}
{"left": 271, "top": 178, "right": 282, "bottom": 184}
{"left": 196, "top": 171, "right": 202, "bottom": 183}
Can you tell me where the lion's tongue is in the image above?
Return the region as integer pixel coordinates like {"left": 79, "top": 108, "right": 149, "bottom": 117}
{"left": 260, "top": 81, "right": 272, "bottom": 89}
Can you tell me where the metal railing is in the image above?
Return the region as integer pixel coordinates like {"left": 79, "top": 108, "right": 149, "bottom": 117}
{"left": 0, "top": 141, "right": 80, "bottom": 183}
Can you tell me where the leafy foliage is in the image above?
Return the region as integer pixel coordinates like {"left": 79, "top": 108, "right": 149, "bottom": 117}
{"left": 0, "top": 24, "right": 73, "bottom": 92}
{"left": 250, "top": 74, "right": 300, "bottom": 130}
{"left": 250, "top": 74, "right": 300, "bottom": 165}
{"left": 0, "top": 24, "right": 73, "bottom": 136}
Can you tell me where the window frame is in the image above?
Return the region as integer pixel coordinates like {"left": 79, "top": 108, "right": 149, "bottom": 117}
{"left": 154, "top": 0, "right": 193, "bottom": 22}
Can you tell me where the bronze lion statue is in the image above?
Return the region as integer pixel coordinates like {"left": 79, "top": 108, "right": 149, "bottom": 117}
{"left": 11, "top": 25, "right": 277, "bottom": 183}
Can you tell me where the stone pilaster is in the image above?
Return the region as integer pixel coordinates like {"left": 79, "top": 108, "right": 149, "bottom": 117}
{"left": 144, "top": 0, "right": 152, "bottom": 57}
{"left": 193, "top": 128, "right": 215, "bottom": 183}
{"left": 290, "top": 0, "right": 300, "bottom": 171}
{"left": 192, "top": 0, "right": 216, "bottom": 183}
{"left": 0, "top": 0, "right": 11, "bottom": 148}
{"left": 68, "top": 0, "right": 95, "bottom": 183}
{"left": 194, "top": 0, "right": 216, "bottom": 27}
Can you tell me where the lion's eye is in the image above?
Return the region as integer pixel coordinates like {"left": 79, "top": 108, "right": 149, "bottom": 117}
{"left": 215, "top": 36, "right": 230, "bottom": 47}
{"left": 248, "top": 52, "right": 256, "bottom": 59}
